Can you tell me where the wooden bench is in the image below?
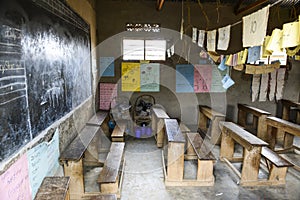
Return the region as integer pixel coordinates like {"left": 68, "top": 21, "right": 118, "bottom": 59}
{"left": 281, "top": 99, "right": 300, "bottom": 123}
{"left": 151, "top": 107, "right": 169, "bottom": 147}
{"left": 111, "top": 121, "right": 126, "bottom": 142}
{"left": 60, "top": 125, "right": 101, "bottom": 199}
{"left": 237, "top": 104, "right": 271, "bottom": 141}
{"left": 219, "top": 122, "right": 269, "bottom": 186}
{"left": 198, "top": 105, "right": 225, "bottom": 145}
{"left": 98, "top": 142, "right": 125, "bottom": 198}
{"left": 34, "top": 176, "right": 70, "bottom": 200}
{"left": 266, "top": 116, "right": 300, "bottom": 150}
{"left": 185, "top": 132, "right": 215, "bottom": 186}
{"left": 260, "top": 147, "right": 293, "bottom": 186}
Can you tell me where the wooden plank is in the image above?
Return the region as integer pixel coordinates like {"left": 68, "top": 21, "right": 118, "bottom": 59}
{"left": 199, "top": 105, "right": 225, "bottom": 119}
{"left": 34, "top": 177, "right": 70, "bottom": 200}
{"left": 220, "top": 127, "right": 235, "bottom": 160}
{"left": 60, "top": 125, "right": 100, "bottom": 161}
{"left": 98, "top": 142, "right": 125, "bottom": 183}
{"left": 219, "top": 122, "right": 268, "bottom": 150}
{"left": 167, "top": 142, "right": 184, "bottom": 181}
{"left": 179, "top": 123, "right": 190, "bottom": 133}
{"left": 211, "top": 116, "right": 225, "bottom": 144}
{"left": 266, "top": 116, "right": 300, "bottom": 136}
{"left": 91, "top": 194, "right": 117, "bottom": 200}
{"left": 164, "top": 119, "right": 185, "bottom": 143}
{"left": 63, "top": 160, "right": 84, "bottom": 199}
{"left": 261, "top": 147, "right": 292, "bottom": 167}
{"left": 87, "top": 111, "right": 108, "bottom": 126}
{"left": 238, "top": 104, "right": 271, "bottom": 116}
{"left": 111, "top": 122, "right": 126, "bottom": 138}
{"left": 186, "top": 132, "right": 215, "bottom": 160}
{"left": 197, "top": 160, "right": 214, "bottom": 181}
{"left": 152, "top": 107, "right": 169, "bottom": 119}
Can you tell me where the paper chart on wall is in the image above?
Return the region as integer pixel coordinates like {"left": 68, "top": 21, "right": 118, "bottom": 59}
{"left": 269, "top": 70, "right": 276, "bottom": 101}
{"left": 122, "top": 62, "right": 140, "bottom": 91}
{"left": 46, "top": 129, "right": 60, "bottom": 176}
{"left": 0, "top": 154, "right": 32, "bottom": 200}
{"left": 194, "top": 65, "right": 212, "bottom": 93}
{"left": 251, "top": 74, "right": 261, "bottom": 102}
{"left": 176, "top": 64, "right": 194, "bottom": 93}
{"left": 99, "top": 83, "right": 118, "bottom": 110}
{"left": 259, "top": 73, "right": 268, "bottom": 102}
{"left": 282, "top": 21, "right": 300, "bottom": 48}
{"left": 211, "top": 65, "right": 228, "bottom": 92}
{"left": 207, "top": 30, "right": 216, "bottom": 52}
{"left": 243, "top": 5, "right": 270, "bottom": 47}
{"left": 276, "top": 68, "right": 286, "bottom": 100}
{"left": 140, "top": 63, "right": 160, "bottom": 92}
{"left": 27, "top": 142, "right": 48, "bottom": 199}
{"left": 100, "top": 57, "right": 115, "bottom": 77}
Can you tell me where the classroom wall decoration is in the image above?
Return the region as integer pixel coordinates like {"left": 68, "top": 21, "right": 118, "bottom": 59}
{"left": 0, "top": 129, "right": 60, "bottom": 200}
{"left": 99, "top": 83, "right": 118, "bottom": 110}
{"left": 0, "top": 0, "right": 91, "bottom": 162}
{"left": 176, "top": 64, "right": 229, "bottom": 93}
{"left": 100, "top": 57, "right": 115, "bottom": 77}
{"left": 121, "top": 62, "right": 160, "bottom": 92}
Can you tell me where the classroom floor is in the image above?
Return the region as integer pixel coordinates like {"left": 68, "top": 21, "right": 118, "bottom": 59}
{"left": 84, "top": 135, "right": 300, "bottom": 200}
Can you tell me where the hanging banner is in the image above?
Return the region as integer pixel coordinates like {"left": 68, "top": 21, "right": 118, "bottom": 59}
{"left": 207, "top": 30, "right": 216, "bottom": 52}
{"left": 176, "top": 64, "right": 194, "bottom": 93}
{"left": 217, "top": 25, "right": 231, "bottom": 50}
{"left": 194, "top": 65, "right": 212, "bottom": 93}
{"left": 243, "top": 5, "right": 270, "bottom": 47}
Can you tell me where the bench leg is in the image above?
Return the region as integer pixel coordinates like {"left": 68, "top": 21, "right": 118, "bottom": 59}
{"left": 220, "top": 131, "right": 234, "bottom": 160}
{"left": 100, "top": 178, "right": 119, "bottom": 194}
{"left": 267, "top": 126, "right": 277, "bottom": 150}
{"left": 257, "top": 115, "right": 268, "bottom": 141}
{"left": 198, "top": 112, "right": 207, "bottom": 132}
{"left": 269, "top": 165, "right": 288, "bottom": 184}
{"left": 283, "top": 133, "right": 294, "bottom": 149}
{"left": 240, "top": 147, "right": 261, "bottom": 185}
{"left": 167, "top": 143, "right": 184, "bottom": 181}
{"left": 197, "top": 160, "right": 214, "bottom": 182}
{"left": 157, "top": 119, "right": 165, "bottom": 148}
{"left": 237, "top": 110, "right": 246, "bottom": 127}
{"left": 63, "top": 159, "right": 84, "bottom": 199}
{"left": 185, "top": 138, "right": 197, "bottom": 160}
{"left": 211, "top": 116, "right": 224, "bottom": 145}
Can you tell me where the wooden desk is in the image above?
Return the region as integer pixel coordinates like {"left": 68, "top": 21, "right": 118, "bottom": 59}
{"left": 111, "top": 121, "right": 126, "bottom": 142}
{"left": 266, "top": 116, "right": 300, "bottom": 150}
{"left": 151, "top": 108, "right": 169, "bottom": 147}
{"left": 34, "top": 177, "right": 70, "bottom": 200}
{"left": 281, "top": 99, "right": 300, "bottom": 123}
{"left": 237, "top": 104, "right": 271, "bottom": 141}
{"left": 198, "top": 105, "right": 225, "bottom": 144}
{"left": 219, "top": 122, "right": 268, "bottom": 186}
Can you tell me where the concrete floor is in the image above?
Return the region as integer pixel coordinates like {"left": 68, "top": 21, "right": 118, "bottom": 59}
{"left": 85, "top": 136, "right": 300, "bottom": 200}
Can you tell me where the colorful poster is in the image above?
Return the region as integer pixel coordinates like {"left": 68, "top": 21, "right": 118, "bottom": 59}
{"left": 100, "top": 57, "right": 115, "bottom": 77}
{"left": 211, "top": 65, "right": 228, "bottom": 92}
{"left": 27, "top": 143, "right": 48, "bottom": 199}
{"left": 46, "top": 130, "right": 60, "bottom": 176}
{"left": 0, "top": 154, "right": 31, "bottom": 200}
{"left": 99, "top": 83, "right": 118, "bottom": 110}
{"left": 140, "top": 63, "right": 160, "bottom": 92}
{"left": 194, "top": 65, "right": 212, "bottom": 93}
{"left": 122, "top": 62, "right": 140, "bottom": 91}
{"left": 176, "top": 64, "right": 194, "bottom": 93}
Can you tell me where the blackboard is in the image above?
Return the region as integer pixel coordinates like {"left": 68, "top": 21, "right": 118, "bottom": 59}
{"left": 0, "top": 0, "right": 92, "bottom": 162}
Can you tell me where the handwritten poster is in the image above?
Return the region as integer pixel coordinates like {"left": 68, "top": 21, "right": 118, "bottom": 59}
{"left": 252, "top": 74, "right": 261, "bottom": 102}
{"left": 176, "top": 64, "right": 194, "bottom": 93}
{"left": 259, "top": 73, "right": 268, "bottom": 102}
{"left": 243, "top": 5, "right": 269, "bottom": 47}
{"left": 217, "top": 25, "right": 231, "bottom": 50}
{"left": 282, "top": 21, "right": 300, "bottom": 48}
{"left": 140, "top": 63, "right": 160, "bottom": 92}
{"left": 145, "top": 40, "right": 166, "bottom": 61}
{"left": 207, "top": 30, "right": 216, "bottom": 52}
{"left": 123, "top": 39, "right": 144, "bottom": 60}
{"left": 194, "top": 65, "right": 212, "bottom": 93}
{"left": 211, "top": 65, "right": 228, "bottom": 92}
{"left": 122, "top": 62, "right": 140, "bottom": 91}
{"left": 99, "top": 83, "right": 118, "bottom": 110}
{"left": 100, "top": 57, "right": 115, "bottom": 77}
{"left": 46, "top": 130, "right": 60, "bottom": 176}
{"left": 0, "top": 154, "right": 31, "bottom": 200}
{"left": 27, "top": 143, "right": 48, "bottom": 199}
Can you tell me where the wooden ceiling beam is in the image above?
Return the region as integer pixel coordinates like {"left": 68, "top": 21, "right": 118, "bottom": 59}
{"left": 235, "top": 0, "right": 269, "bottom": 15}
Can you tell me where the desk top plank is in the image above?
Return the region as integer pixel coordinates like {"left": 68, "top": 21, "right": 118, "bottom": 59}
{"left": 98, "top": 142, "right": 125, "bottom": 183}
{"left": 220, "top": 122, "right": 268, "bottom": 149}
{"left": 164, "top": 119, "right": 185, "bottom": 143}
{"left": 34, "top": 177, "right": 70, "bottom": 200}
{"left": 87, "top": 111, "right": 108, "bottom": 126}
{"left": 261, "top": 147, "right": 292, "bottom": 167}
{"left": 60, "top": 125, "right": 100, "bottom": 161}
{"left": 281, "top": 99, "right": 300, "bottom": 108}
{"left": 238, "top": 104, "right": 271, "bottom": 116}
{"left": 152, "top": 108, "right": 169, "bottom": 119}
{"left": 199, "top": 105, "right": 225, "bottom": 119}
{"left": 267, "top": 116, "right": 300, "bottom": 136}
{"left": 186, "top": 132, "right": 216, "bottom": 160}
{"left": 111, "top": 122, "right": 126, "bottom": 138}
